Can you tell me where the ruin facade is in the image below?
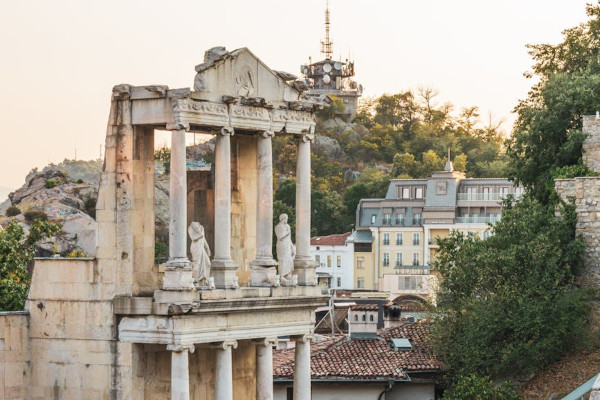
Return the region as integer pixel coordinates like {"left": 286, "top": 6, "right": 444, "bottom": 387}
{"left": 0, "top": 47, "right": 326, "bottom": 400}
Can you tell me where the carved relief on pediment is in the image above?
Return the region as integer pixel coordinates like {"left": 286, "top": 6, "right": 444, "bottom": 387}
{"left": 174, "top": 99, "right": 228, "bottom": 116}
{"left": 235, "top": 65, "right": 256, "bottom": 97}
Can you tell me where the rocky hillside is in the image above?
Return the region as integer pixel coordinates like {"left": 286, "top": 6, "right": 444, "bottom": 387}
{"left": 0, "top": 160, "right": 171, "bottom": 258}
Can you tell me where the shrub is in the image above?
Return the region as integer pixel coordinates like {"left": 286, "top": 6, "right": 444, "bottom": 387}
{"left": 442, "top": 374, "right": 519, "bottom": 400}
{"left": 5, "top": 205, "right": 21, "bottom": 217}
{"left": 44, "top": 178, "right": 58, "bottom": 189}
{"left": 66, "top": 250, "right": 87, "bottom": 258}
{"left": 23, "top": 210, "right": 48, "bottom": 222}
{"left": 76, "top": 179, "right": 84, "bottom": 184}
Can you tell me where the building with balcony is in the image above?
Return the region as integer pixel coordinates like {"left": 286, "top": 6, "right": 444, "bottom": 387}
{"left": 354, "top": 160, "right": 522, "bottom": 299}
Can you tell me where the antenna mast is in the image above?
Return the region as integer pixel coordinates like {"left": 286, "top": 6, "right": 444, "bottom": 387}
{"left": 320, "top": 0, "right": 333, "bottom": 59}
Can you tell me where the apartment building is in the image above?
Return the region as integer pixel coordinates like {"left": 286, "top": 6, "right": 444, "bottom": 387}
{"left": 354, "top": 162, "right": 522, "bottom": 299}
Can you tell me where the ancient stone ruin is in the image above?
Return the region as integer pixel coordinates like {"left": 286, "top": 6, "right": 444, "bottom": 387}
{"left": 0, "top": 47, "right": 327, "bottom": 400}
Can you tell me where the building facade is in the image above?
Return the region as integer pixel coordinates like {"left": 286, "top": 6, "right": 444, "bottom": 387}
{"left": 310, "top": 232, "right": 353, "bottom": 291}
{"left": 353, "top": 162, "right": 522, "bottom": 299}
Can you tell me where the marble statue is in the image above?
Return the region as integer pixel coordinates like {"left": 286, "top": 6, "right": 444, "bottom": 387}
{"left": 275, "top": 214, "right": 295, "bottom": 283}
{"left": 188, "top": 222, "right": 211, "bottom": 286}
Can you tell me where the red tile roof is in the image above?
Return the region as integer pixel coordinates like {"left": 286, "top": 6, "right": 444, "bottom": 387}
{"left": 273, "top": 321, "right": 441, "bottom": 380}
{"left": 310, "top": 232, "right": 352, "bottom": 246}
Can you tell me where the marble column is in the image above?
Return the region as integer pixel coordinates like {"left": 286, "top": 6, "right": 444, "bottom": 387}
{"left": 255, "top": 338, "right": 277, "bottom": 400}
{"left": 293, "top": 335, "right": 312, "bottom": 400}
{"left": 294, "top": 131, "right": 317, "bottom": 286}
{"left": 167, "top": 344, "right": 195, "bottom": 400}
{"left": 212, "top": 127, "right": 238, "bottom": 288}
{"left": 163, "top": 125, "right": 194, "bottom": 290}
{"left": 214, "top": 340, "right": 238, "bottom": 400}
{"left": 250, "top": 131, "right": 278, "bottom": 286}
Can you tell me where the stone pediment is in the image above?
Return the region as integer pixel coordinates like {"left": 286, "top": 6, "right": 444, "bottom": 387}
{"left": 193, "top": 47, "right": 303, "bottom": 106}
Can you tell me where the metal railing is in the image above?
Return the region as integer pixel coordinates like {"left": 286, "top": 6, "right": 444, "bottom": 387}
{"left": 455, "top": 216, "right": 501, "bottom": 224}
{"left": 561, "top": 373, "right": 599, "bottom": 400}
{"left": 393, "top": 264, "right": 430, "bottom": 275}
{"left": 457, "top": 192, "right": 523, "bottom": 201}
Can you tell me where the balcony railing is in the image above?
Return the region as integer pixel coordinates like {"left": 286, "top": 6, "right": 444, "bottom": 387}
{"left": 455, "top": 216, "right": 501, "bottom": 224}
{"left": 457, "top": 193, "right": 523, "bottom": 201}
{"left": 394, "top": 264, "right": 430, "bottom": 275}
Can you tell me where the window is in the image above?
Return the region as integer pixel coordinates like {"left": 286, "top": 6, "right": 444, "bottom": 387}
{"left": 515, "top": 186, "right": 524, "bottom": 196}
{"left": 337, "top": 277, "right": 341, "bottom": 287}
{"left": 413, "top": 213, "right": 422, "bottom": 225}
{"left": 401, "top": 187, "right": 410, "bottom": 199}
{"left": 499, "top": 187, "right": 509, "bottom": 196}
{"left": 354, "top": 314, "right": 358, "bottom": 321}
{"left": 383, "top": 253, "right": 390, "bottom": 267}
{"left": 369, "top": 315, "right": 374, "bottom": 322}
{"left": 412, "top": 253, "right": 420, "bottom": 266}
{"left": 362, "top": 314, "right": 366, "bottom": 321}
{"left": 383, "top": 213, "right": 391, "bottom": 224}
{"left": 412, "top": 233, "right": 420, "bottom": 245}
{"left": 396, "top": 233, "right": 403, "bottom": 245}
{"left": 327, "top": 255, "right": 331, "bottom": 267}
{"left": 315, "top": 255, "right": 320, "bottom": 265}
{"left": 467, "top": 187, "right": 477, "bottom": 199}
{"left": 337, "top": 255, "right": 341, "bottom": 268}
{"left": 415, "top": 187, "right": 424, "bottom": 199}
{"left": 395, "top": 253, "right": 402, "bottom": 267}
{"left": 396, "top": 214, "right": 405, "bottom": 225}
{"left": 383, "top": 233, "right": 390, "bottom": 245}
{"left": 398, "top": 276, "right": 424, "bottom": 291}
{"left": 357, "top": 256, "right": 364, "bottom": 269}
{"left": 371, "top": 214, "right": 376, "bottom": 224}
{"left": 482, "top": 187, "right": 490, "bottom": 200}
{"left": 357, "top": 278, "right": 365, "bottom": 289}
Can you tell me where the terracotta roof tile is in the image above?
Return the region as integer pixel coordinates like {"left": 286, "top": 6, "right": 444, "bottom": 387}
{"left": 273, "top": 321, "right": 441, "bottom": 380}
{"left": 310, "top": 232, "right": 352, "bottom": 246}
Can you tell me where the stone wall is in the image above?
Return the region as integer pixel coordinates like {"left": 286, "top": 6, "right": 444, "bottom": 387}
{"left": 0, "top": 312, "right": 30, "bottom": 400}
{"left": 555, "top": 178, "right": 600, "bottom": 287}
{"left": 555, "top": 115, "right": 600, "bottom": 288}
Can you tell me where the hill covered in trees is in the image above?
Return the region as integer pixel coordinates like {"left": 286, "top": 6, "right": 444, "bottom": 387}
{"left": 274, "top": 88, "right": 510, "bottom": 236}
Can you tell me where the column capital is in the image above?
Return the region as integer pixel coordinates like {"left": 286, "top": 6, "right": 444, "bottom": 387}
{"left": 295, "top": 130, "right": 314, "bottom": 143}
{"left": 260, "top": 130, "right": 275, "bottom": 138}
{"left": 166, "top": 122, "right": 190, "bottom": 131}
{"left": 291, "top": 334, "right": 314, "bottom": 343}
{"left": 219, "top": 126, "right": 235, "bottom": 136}
{"left": 211, "top": 340, "right": 238, "bottom": 350}
{"left": 167, "top": 344, "right": 195, "bottom": 353}
{"left": 254, "top": 337, "right": 278, "bottom": 347}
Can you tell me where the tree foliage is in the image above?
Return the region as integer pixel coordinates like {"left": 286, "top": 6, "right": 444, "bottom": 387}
{"left": 0, "top": 220, "right": 60, "bottom": 311}
{"left": 442, "top": 374, "right": 519, "bottom": 400}
{"left": 433, "top": 198, "right": 589, "bottom": 380}
{"left": 507, "top": 3, "right": 600, "bottom": 202}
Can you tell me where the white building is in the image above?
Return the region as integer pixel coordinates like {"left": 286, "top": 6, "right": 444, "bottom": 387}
{"left": 310, "top": 232, "right": 354, "bottom": 291}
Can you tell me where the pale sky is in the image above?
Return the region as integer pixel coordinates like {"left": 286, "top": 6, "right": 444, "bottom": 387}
{"left": 0, "top": 0, "right": 592, "bottom": 192}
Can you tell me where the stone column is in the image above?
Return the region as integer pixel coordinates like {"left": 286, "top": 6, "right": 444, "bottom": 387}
{"left": 167, "top": 344, "right": 195, "bottom": 400}
{"left": 293, "top": 335, "right": 312, "bottom": 400}
{"left": 251, "top": 131, "right": 278, "bottom": 286}
{"left": 255, "top": 338, "right": 277, "bottom": 400}
{"left": 212, "top": 127, "right": 238, "bottom": 288}
{"left": 214, "top": 340, "right": 238, "bottom": 400}
{"left": 163, "top": 125, "right": 194, "bottom": 290}
{"left": 294, "top": 131, "right": 317, "bottom": 286}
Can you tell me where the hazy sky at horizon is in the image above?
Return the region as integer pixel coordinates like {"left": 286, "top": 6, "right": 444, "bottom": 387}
{"left": 0, "top": 0, "right": 592, "bottom": 192}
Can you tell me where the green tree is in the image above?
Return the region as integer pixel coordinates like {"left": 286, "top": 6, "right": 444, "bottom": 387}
{"left": 442, "top": 374, "right": 519, "bottom": 400}
{"left": 154, "top": 145, "right": 171, "bottom": 174}
{"left": 433, "top": 198, "right": 589, "bottom": 380}
{"left": 508, "top": 3, "right": 600, "bottom": 202}
{"left": 0, "top": 220, "right": 60, "bottom": 311}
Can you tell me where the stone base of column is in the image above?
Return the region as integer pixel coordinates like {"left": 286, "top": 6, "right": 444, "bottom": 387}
{"left": 249, "top": 262, "right": 277, "bottom": 286}
{"left": 163, "top": 258, "right": 195, "bottom": 291}
{"left": 211, "top": 259, "right": 239, "bottom": 289}
{"left": 293, "top": 258, "right": 317, "bottom": 286}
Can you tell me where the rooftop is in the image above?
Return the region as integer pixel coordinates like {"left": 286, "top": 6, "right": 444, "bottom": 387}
{"left": 273, "top": 321, "right": 441, "bottom": 381}
{"left": 310, "top": 232, "right": 352, "bottom": 246}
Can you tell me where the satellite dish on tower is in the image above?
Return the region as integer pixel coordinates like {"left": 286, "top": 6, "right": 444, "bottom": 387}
{"left": 323, "top": 74, "right": 331, "bottom": 84}
{"left": 323, "top": 63, "right": 332, "bottom": 73}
